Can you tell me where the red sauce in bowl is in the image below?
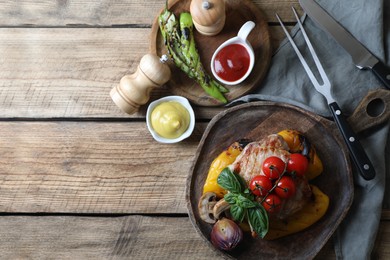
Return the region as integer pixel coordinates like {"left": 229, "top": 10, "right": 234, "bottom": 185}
{"left": 213, "top": 44, "right": 250, "bottom": 83}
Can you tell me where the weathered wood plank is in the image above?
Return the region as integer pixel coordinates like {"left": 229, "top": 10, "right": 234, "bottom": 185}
{"left": 0, "top": 215, "right": 219, "bottom": 259}
{"left": 0, "top": 0, "right": 301, "bottom": 26}
{"left": 0, "top": 214, "right": 388, "bottom": 259}
{"left": 1, "top": 120, "right": 388, "bottom": 215}
{"left": 0, "top": 121, "right": 207, "bottom": 213}
{"left": 0, "top": 26, "right": 290, "bottom": 119}
{"left": 0, "top": 0, "right": 163, "bottom": 26}
{"left": 0, "top": 28, "right": 147, "bottom": 118}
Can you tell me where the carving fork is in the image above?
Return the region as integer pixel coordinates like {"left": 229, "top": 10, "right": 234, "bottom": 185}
{"left": 276, "top": 7, "right": 375, "bottom": 180}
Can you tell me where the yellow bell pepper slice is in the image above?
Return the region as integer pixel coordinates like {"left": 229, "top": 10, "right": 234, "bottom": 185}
{"left": 265, "top": 185, "right": 329, "bottom": 240}
{"left": 203, "top": 141, "right": 244, "bottom": 198}
{"left": 278, "top": 129, "right": 323, "bottom": 180}
{"left": 306, "top": 147, "right": 323, "bottom": 180}
{"left": 278, "top": 129, "right": 305, "bottom": 152}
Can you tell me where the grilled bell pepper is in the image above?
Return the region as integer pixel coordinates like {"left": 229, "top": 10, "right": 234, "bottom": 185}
{"left": 278, "top": 129, "right": 323, "bottom": 180}
{"left": 265, "top": 185, "right": 329, "bottom": 240}
{"left": 203, "top": 141, "right": 246, "bottom": 198}
{"left": 158, "top": 6, "right": 228, "bottom": 103}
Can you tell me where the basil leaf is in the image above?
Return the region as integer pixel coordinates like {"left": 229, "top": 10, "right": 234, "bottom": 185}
{"left": 248, "top": 206, "right": 269, "bottom": 238}
{"left": 243, "top": 188, "right": 255, "bottom": 201}
{"left": 237, "top": 194, "right": 257, "bottom": 209}
{"left": 224, "top": 192, "right": 237, "bottom": 205}
{"left": 217, "top": 168, "right": 243, "bottom": 194}
{"left": 230, "top": 204, "right": 245, "bottom": 223}
{"left": 237, "top": 174, "right": 247, "bottom": 192}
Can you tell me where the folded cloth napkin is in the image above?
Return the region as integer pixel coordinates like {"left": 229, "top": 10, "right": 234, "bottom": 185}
{"left": 234, "top": 0, "right": 390, "bottom": 258}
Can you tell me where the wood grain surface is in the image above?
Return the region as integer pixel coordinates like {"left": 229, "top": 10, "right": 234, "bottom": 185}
{"left": 188, "top": 102, "right": 353, "bottom": 259}
{"left": 0, "top": 0, "right": 389, "bottom": 259}
{"left": 0, "top": 215, "right": 338, "bottom": 259}
{"left": 0, "top": 121, "right": 207, "bottom": 214}
{"left": 150, "top": 0, "right": 272, "bottom": 106}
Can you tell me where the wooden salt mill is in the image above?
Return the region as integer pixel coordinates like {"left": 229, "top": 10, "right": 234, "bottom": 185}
{"left": 190, "top": 0, "right": 226, "bottom": 36}
{"left": 110, "top": 54, "right": 171, "bottom": 114}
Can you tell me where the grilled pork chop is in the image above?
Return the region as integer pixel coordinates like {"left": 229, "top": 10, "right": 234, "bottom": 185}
{"left": 229, "top": 134, "right": 289, "bottom": 183}
{"left": 229, "top": 134, "right": 312, "bottom": 219}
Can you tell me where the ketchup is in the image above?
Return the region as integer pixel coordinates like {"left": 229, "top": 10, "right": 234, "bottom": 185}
{"left": 213, "top": 44, "right": 250, "bottom": 82}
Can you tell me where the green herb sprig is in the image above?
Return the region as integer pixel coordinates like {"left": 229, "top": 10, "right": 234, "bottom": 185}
{"left": 217, "top": 167, "right": 269, "bottom": 238}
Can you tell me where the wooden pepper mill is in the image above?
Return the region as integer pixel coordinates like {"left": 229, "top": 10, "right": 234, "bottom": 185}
{"left": 110, "top": 54, "right": 171, "bottom": 114}
{"left": 190, "top": 0, "right": 226, "bottom": 36}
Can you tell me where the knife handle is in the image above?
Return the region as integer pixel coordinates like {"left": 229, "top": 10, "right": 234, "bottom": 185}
{"left": 328, "top": 102, "right": 376, "bottom": 180}
{"left": 372, "top": 61, "right": 390, "bottom": 90}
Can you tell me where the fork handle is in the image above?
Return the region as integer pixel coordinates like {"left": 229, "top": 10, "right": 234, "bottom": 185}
{"left": 329, "top": 102, "right": 376, "bottom": 180}
{"left": 372, "top": 61, "right": 390, "bottom": 90}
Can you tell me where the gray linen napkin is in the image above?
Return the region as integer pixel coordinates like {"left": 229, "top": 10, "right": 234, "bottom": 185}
{"left": 234, "top": 0, "right": 390, "bottom": 258}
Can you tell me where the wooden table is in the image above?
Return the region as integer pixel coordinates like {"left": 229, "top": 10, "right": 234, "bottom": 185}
{"left": 0, "top": 0, "right": 388, "bottom": 259}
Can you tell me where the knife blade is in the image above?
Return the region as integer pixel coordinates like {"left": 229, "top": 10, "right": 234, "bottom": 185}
{"left": 299, "top": 0, "right": 390, "bottom": 90}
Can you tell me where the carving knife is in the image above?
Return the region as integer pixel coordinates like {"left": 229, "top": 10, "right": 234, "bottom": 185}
{"left": 299, "top": 0, "right": 390, "bottom": 90}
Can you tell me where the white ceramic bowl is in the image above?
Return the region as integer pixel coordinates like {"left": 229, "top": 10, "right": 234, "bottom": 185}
{"left": 211, "top": 21, "right": 256, "bottom": 85}
{"left": 146, "top": 96, "right": 195, "bottom": 144}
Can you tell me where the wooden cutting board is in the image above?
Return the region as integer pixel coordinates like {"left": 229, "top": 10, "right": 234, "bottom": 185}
{"left": 186, "top": 101, "right": 353, "bottom": 259}
{"left": 150, "top": 0, "right": 272, "bottom": 106}
{"left": 186, "top": 88, "right": 390, "bottom": 259}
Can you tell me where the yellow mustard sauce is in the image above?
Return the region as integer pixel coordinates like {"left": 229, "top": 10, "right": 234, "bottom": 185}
{"left": 151, "top": 101, "right": 190, "bottom": 139}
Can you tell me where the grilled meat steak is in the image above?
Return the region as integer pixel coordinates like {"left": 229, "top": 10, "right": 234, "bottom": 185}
{"left": 229, "top": 134, "right": 312, "bottom": 219}
{"left": 229, "top": 135, "right": 289, "bottom": 183}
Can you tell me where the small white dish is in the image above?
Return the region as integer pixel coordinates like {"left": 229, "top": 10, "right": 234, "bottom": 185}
{"left": 146, "top": 96, "right": 195, "bottom": 144}
{"left": 211, "top": 21, "right": 256, "bottom": 85}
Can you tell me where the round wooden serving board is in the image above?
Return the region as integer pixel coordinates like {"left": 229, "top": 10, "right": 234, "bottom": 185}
{"left": 150, "top": 0, "right": 272, "bottom": 106}
{"left": 186, "top": 101, "right": 354, "bottom": 259}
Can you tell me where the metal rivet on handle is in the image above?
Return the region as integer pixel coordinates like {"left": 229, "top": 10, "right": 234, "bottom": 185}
{"left": 364, "top": 164, "right": 370, "bottom": 170}
{"left": 336, "top": 110, "right": 341, "bottom": 115}
{"left": 349, "top": 137, "right": 355, "bottom": 142}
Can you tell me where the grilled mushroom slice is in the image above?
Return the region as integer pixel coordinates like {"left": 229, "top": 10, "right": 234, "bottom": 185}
{"left": 212, "top": 198, "right": 231, "bottom": 220}
{"left": 198, "top": 192, "right": 218, "bottom": 224}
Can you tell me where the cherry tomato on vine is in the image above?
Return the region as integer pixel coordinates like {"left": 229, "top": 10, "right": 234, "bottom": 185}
{"left": 287, "top": 153, "right": 309, "bottom": 177}
{"left": 275, "top": 176, "right": 296, "bottom": 199}
{"left": 249, "top": 175, "right": 273, "bottom": 197}
{"left": 262, "top": 194, "right": 282, "bottom": 213}
{"left": 262, "top": 156, "right": 286, "bottom": 179}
